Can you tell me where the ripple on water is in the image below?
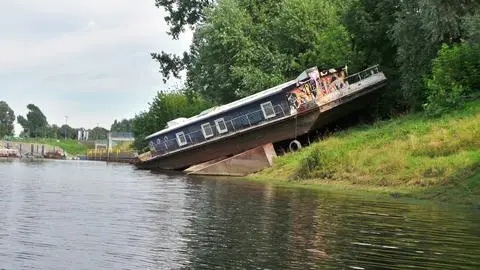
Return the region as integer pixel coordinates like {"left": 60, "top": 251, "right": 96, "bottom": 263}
{"left": 0, "top": 160, "right": 479, "bottom": 269}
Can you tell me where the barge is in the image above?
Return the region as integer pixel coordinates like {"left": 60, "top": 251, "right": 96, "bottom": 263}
{"left": 135, "top": 65, "right": 387, "bottom": 170}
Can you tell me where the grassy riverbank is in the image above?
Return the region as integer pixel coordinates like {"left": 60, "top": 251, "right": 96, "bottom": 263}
{"left": 10, "top": 138, "right": 90, "bottom": 155}
{"left": 252, "top": 100, "right": 480, "bottom": 205}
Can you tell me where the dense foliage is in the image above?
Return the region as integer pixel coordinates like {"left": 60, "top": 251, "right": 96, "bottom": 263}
{"left": 142, "top": 0, "right": 480, "bottom": 150}
{"left": 110, "top": 119, "right": 133, "bottom": 133}
{"left": 89, "top": 127, "right": 109, "bottom": 140}
{"left": 154, "top": 0, "right": 213, "bottom": 39}
{"left": 424, "top": 43, "right": 480, "bottom": 115}
{"left": 131, "top": 91, "right": 212, "bottom": 150}
{"left": 153, "top": 0, "right": 479, "bottom": 111}
{"left": 17, "top": 104, "right": 49, "bottom": 138}
{"left": 13, "top": 103, "right": 109, "bottom": 141}
{"left": 54, "top": 124, "right": 77, "bottom": 140}
{"left": 155, "top": 0, "right": 355, "bottom": 104}
{"left": 0, "top": 101, "right": 15, "bottom": 138}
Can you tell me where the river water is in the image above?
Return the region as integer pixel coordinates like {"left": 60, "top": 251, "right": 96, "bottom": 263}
{"left": 0, "top": 160, "right": 479, "bottom": 269}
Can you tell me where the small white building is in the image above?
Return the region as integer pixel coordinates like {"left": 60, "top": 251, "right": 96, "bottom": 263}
{"left": 77, "top": 129, "right": 89, "bottom": 141}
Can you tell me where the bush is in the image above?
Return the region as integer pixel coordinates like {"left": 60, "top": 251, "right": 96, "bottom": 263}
{"left": 291, "top": 147, "right": 336, "bottom": 180}
{"left": 424, "top": 43, "right": 480, "bottom": 115}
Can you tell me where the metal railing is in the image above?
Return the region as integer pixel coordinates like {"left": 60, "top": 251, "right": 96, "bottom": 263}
{"left": 152, "top": 104, "right": 290, "bottom": 156}
{"left": 346, "top": 65, "right": 381, "bottom": 84}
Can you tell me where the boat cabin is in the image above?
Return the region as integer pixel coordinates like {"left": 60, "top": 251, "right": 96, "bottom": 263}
{"left": 145, "top": 66, "right": 352, "bottom": 157}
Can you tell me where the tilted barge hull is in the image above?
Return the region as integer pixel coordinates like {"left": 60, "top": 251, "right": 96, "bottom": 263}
{"left": 136, "top": 65, "right": 387, "bottom": 170}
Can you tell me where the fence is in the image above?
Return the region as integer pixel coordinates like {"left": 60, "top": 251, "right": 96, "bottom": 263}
{"left": 152, "top": 103, "right": 290, "bottom": 156}
{"left": 0, "top": 141, "right": 64, "bottom": 157}
{"left": 85, "top": 149, "right": 136, "bottom": 163}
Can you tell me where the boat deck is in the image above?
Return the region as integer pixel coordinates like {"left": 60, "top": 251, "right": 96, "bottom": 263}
{"left": 140, "top": 65, "right": 387, "bottom": 165}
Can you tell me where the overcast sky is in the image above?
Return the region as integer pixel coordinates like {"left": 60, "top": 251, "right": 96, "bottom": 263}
{"left": 0, "top": 1, "right": 192, "bottom": 134}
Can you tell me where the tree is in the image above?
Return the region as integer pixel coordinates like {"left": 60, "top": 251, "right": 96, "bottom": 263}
{"left": 424, "top": 42, "right": 480, "bottom": 115}
{"left": 48, "top": 124, "right": 60, "bottom": 138}
{"left": 150, "top": 0, "right": 479, "bottom": 122}
{"left": 110, "top": 119, "right": 133, "bottom": 133}
{"left": 343, "top": 0, "right": 479, "bottom": 112}
{"left": 344, "top": 0, "right": 398, "bottom": 68}
{"left": 463, "top": 11, "right": 480, "bottom": 43}
{"left": 343, "top": 0, "right": 402, "bottom": 115}
{"left": 152, "top": 0, "right": 214, "bottom": 83}
{"left": 132, "top": 112, "right": 156, "bottom": 151}
{"left": 58, "top": 124, "right": 77, "bottom": 139}
{"left": 390, "top": 0, "right": 479, "bottom": 110}
{"left": 0, "top": 101, "right": 15, "bottom": 138}
{"left": 158, "top": 0, "right": 355, "bottom": 104}
{"left": 132, "top": 90, "right": 212, "bottom": 150}
{"left": 17, "top": 104, "right": 49, "bottom": 138}
{"left": 154, "top": 0, "right": 213, "bottom": 39}
{"left": 89, "top": 127, "right": 109, "bottom": 140}
{"left": 184, "top": 0, "right": 284, "bottom": 103}
{"left": 272, "top": 0, "right": 354, "bottom": 72}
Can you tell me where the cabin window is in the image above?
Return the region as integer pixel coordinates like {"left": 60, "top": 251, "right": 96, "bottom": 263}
{"left": 215, "top": 118, "right": 228, "bottom": 134}
{"left": 201, "top": 123, "right": 214, "bottom": 139}
{"left": 176, "top": 132, "right": 188, "bottom": 146}
{"left": 261, "top": 101, "right": 276, "bottom": 119}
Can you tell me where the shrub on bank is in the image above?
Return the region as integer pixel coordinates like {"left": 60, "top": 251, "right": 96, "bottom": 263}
{"left": 424, "top": 43, "right": 480, "bottom": 115}
{"left": 261, "top": 100, "right": 480, "bottom": 190}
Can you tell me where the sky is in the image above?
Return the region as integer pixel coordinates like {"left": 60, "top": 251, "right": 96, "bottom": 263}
{"left": 0, "top": 1, "right": 192, "bottom": 134}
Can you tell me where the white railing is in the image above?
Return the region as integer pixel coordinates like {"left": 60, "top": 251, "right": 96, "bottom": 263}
{"left": 152, "top": 104, "right": 289, "bottom": 156}
{"left": 346, "top": 65, "right": 381, "bottom": 84}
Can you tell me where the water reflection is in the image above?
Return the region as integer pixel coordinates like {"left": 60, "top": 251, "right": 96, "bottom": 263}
{"left": 180, "top": 177, "right": 480, "bottom": 269}
{"left": 0, "top": 160, "right": 479, "bottom": 269}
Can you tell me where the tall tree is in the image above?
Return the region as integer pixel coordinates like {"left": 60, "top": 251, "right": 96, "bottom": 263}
{"left": 154, "top": 0, "right": 213, "bottom": 39}
{"left": 110, "top": 119, "right": 133, "bottom": 133}
{"left": 17, "top": 104, "right": 49, "bottom": 138}
{"left": 344, "top": 0, "right": 479, "bottom": 112}
{"left": 0, "top": 101, "right": 15, "bottom": 138}
{"left": 185, "top": 0, "right": 287, "bottom": 103}
{"left": 132, "top": 91, "right": 212, "bottom": 150}
{"left": 344, "top": 0, "right": 401, "bottom": 113}
{"left": 151, "top": 0, "right": 480, "bottom": 120}
{"left": 463, "top": 11, "right": 480, "bottom": 43}
{"left": 58, "top": 124, "right": 77, "bottom": 139}
{"left": 390, "top": 0, "right": 479, "bottom": 110}
{"left": 48, "top": 124, "right": 60, "bottom": 139}
{"left": 152, "top": 0, "right": 214, "bottom": 83}
{"left": 158, "top": 0, "right": 355, "bottom": 104}
{"left": 424, "top": 42, "right": 480, "bottom": 114}
{"left": 89, "top": 127, "right": 109, "bottom": 140}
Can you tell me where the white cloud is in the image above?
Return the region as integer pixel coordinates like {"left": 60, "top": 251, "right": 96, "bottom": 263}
{"left": 87, "top": 20, "right": 97, "bottom": 29}
{"left": 0, "top": 1, "right": 193, "bottom": 134}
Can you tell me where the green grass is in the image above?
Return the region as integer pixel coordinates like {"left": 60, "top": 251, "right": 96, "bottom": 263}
{"left": 11, "top": 138, "right": 90, "bottom": 155}
{"left": 253, "top": 100, "right": 480, "bottom": 205}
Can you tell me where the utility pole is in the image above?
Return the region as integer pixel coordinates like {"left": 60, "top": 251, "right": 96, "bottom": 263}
{"left": 64, "top": 116, "right": 68, "bottom": 139}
